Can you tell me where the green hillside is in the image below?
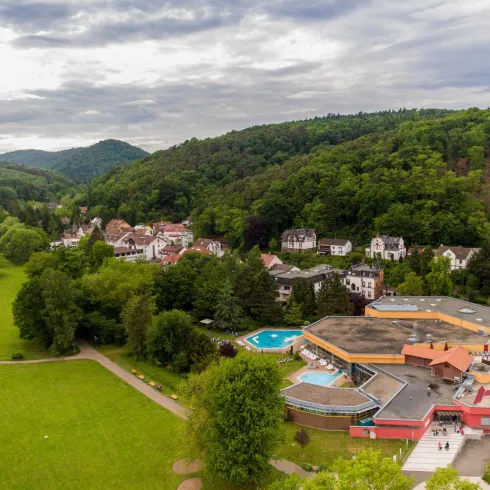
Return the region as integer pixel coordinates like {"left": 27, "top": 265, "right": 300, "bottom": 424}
{"left": 0, "top": 162, "right": 76, "bottom": 205}
{"left": 0, "top": 139, "right": 149, "bottom": 184}
{"left": 0, "top": 148, "right": 79, "bottom": 169}
{"left": 86, "top": 108, "right": 490, "bottom": 249}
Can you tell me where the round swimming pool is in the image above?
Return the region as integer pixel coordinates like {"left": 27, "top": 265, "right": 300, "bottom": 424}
{"left": 299, "top": 370, "right": 342, "bottom": 387}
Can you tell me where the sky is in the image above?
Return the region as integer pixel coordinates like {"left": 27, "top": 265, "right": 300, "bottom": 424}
{"left": 1, "top": 0, "right": 490, "bottom": 153}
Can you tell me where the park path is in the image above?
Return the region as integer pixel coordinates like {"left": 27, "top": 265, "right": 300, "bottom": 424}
{"left": 0, "top": 340, "right": 189, "bottom": 420}
{"left": 270, "top": 459, "right": 316, "bottom": 479}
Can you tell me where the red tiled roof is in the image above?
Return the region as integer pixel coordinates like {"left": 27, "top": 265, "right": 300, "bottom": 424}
{"left": 429, "top": 346, "right": 474, "bottom": 372}
{"left": 161, "top": 254, "right": 181, "bottom": 264}
{"left": 401, "top": 345, "right": 446, "bottom": 360}
{"left": 261, "top": 253, "right": 280, "bottom": 269}
{"left": 187, "top": 246, "right": 212, "bottom": 255}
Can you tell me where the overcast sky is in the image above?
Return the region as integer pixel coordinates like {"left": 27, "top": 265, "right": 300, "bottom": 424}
{"left": 1, "top": 0, "right": 490, "bottom": 153}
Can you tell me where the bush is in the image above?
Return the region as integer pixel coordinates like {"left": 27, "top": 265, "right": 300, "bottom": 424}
{"left": 11, "top": 351, "right": 24, "bottom": 360}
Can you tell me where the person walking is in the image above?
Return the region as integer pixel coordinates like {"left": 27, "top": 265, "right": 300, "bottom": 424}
{"left": 445, "top": 442, "right": 450, "bottom": 451}
{"left": 438, "top": 441, "right": 442, "bottom": 450}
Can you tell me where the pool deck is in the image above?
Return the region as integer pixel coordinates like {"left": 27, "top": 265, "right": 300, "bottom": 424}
{"left": 237, "top": 328, "right": 305, "bottom": 353}
{"left": 288, "top": 353, "right": 348, "bottom": 387}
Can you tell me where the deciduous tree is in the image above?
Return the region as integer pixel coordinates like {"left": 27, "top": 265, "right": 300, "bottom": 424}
{"left": 397, "top": 272, "right": 424, "bottom": 296}
{"left": 316, "top": 273, "right": 353, "bottom": 317}
{"left": 186, "top": 354, "right": 283, "bottom": 484}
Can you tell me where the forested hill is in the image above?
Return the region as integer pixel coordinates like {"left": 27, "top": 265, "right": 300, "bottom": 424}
{"left": 86, "top": 108, "right": 490, "bottom": 249}
{"left": 0, "top": 139, "right": 149, "bottom": 184}
{"left": 0, "top": 162, "right": 76, "bottom": 208}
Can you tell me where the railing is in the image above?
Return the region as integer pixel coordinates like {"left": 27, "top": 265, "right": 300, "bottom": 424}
{"left": 284, "top": 395, "right": 378, "bottom": 415}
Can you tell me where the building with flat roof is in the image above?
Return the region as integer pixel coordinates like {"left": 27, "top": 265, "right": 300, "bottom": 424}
{"left": 283, "top": 297, "right": 490, "bottom": 440}
{"left": 366, "top": 296, "right": 490, "bottom": 332}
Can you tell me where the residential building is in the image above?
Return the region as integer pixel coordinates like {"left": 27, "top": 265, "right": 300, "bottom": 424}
{"left": 160, "top": 253, "right": 182, "bottom": 269}
{"left": 341, "top": 263, "right": 384, "bottom": 300}
{"left": 261, "top": 254, "right": 283, "bottom": 270}
{"left": 156, "top": 223, "right": 194, "bottom": 248}
{"left": 281, "top": 229, "right": 317, "bottom": 253}
{"left": 60, "top": 217, "right": 71, "bottom": 226}
{"left": 61, "top": 226, "right": 88, "bottom": 248}
{"left": 270, "top": 264, "right": 338, "bottom": 303}
{"left": 365, "top": 234, "right": 406, "bottom": 260}
{"left": 105, "top": 219, "right": 133, "bottom": 234}
{"left": 80, "top": 206, "right": 88, "bottom": 217}
{"left": 436, "top": 245, "right": 480, "bottom": 270}
{"left": 182, "top": 216, "right": 193, "bottom": 226}
{"left": 114, "top": 247, "right": 144, "bottom": 262}
{"left": 193, "top": 238, "right": 224, "bottom": 257}
{"left": 318, "top": 238, "right": 352, "bottom": 256}
{"left": 121, "top": 234, "right": 168, "bottom": 260}
{"left": 187, "top": 245, "right": 213, "bottom": 256}
{"left": 159, "top": 245, "right": 185, "bottom": 257}
{"left": 134, "top": 225, "right": 152, "bottom": 236}
{"left": 105, "top": 232, "right": 131, "bottom": 248}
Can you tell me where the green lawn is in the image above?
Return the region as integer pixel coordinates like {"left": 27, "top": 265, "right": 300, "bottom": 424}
{"left": 0, "top": 265, "right": 49, "bottom": 360}
{"left": 275, "top": 423, "right": 413, "bottom": 469}
{"left": 97, "top": 344, "right": 188, "bottom": 399}
{"left": 0, "top": 360, "right": 280, "bottom": 490}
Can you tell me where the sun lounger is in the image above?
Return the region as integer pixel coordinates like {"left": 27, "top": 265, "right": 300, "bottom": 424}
{"left": 327, "top": 364, "right": 333, "bottom": 370}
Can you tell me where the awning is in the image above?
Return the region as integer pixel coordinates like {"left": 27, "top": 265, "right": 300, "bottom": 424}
{"left": 435, "top": 411, "right": 461, "bottom": 417}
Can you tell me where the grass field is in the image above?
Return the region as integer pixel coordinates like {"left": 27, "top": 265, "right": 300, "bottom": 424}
{"left": 276, "top": 423, "right": 413, "bottom": 469}
{"left": 0, "top": 265, "right": 48, "bottom": 360}
{"left": 0, "top": 360, "right": 280, "bottom": 490}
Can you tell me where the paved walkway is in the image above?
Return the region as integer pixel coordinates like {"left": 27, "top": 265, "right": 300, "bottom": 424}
{"left": 454, "top": 437, "right": 490, "bottom": 476}
{"left": 270, "top": 459, "right": 315, "bottom": 479}
{"left": 403, "top": 427, "right": 466, "bottom": 472}
{"left": 0, "top": 341, "right": 188, "bottom": 420}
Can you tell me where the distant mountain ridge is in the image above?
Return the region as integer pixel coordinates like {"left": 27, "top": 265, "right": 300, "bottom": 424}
{"left": 0, "top": 139, "right": 149, "bottom": 183}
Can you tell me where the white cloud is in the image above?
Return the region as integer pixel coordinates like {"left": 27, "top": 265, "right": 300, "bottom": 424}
{"left": 1, "top": 0, "right": 490, "bottom": 153}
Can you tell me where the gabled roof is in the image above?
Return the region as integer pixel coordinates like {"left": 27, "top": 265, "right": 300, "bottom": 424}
{"left": 376, "top": 234, "right": 403, "bottom": 250}
{"left": 436, "top": 245, "right": 480, "bottom": 261}
{"left": 261, "top": 253, "right": 281, "bottom": 268}
{"left": 429, "top": 346, "right": 473, "bottom": 372}
{"left": 187, "top": 246, "right": 212, "bottom": 255}
{"left": 401, "top": 344, "right": 446, "bottom": 360}
{"left": 319, "top": 238, "right": 350, "bottom": 246}
{"left": 194, "top": 238, "right": 215, "bottom": 248}
{"left": 161, "top": 253, "right": 181, "bottom": 265}
{"left": 281, "top": 228, "right": 316, "bottom": 241}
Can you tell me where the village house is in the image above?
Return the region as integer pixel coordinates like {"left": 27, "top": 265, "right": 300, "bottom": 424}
{"left": 133, "top": 224, "right": 153, "bottom": 236}
{"left": 182, "top": 216, "right": 193, "bottom": 226}
{"left": 340, "top": 263, "right": 384, "bottom": 301}
{"left": 436, "top": 245, "right": 480, "bottom": 270}
{"left": 121, "top": 234, "right": 168, "bottom": 260}
{"left": 365, "top": 234, "right": 406, "bottom": 260}
{"left": 270, "top": 264, "right": 337, "bottom": 303}
{"left": 193, "top": 238, "right": 225, "bottom": 257}
{"left": 61, "top": 225, "right": 94, "bottom": 248}
{"left": 105, "top": 232, "right": 131, "bottom": 248}
{"left": 281, "top": 229, "right": 317, "bottom": 253}
{"left": 154, "top": 223, "right": 194, "bottom": 248}
{"left": 318, "top": 238, "right": 352, "bottom": 256}
{"left": 114, "top": 247, "right": 144, "bottom": 262}
{"left": 105, "top": 218, "right": 133, "bottom": 234}
{"left": 60, "top": 217, "right": 71, "bottom": 226}
{"left": 159, "top": 245, "right": 186, "bottom": 257}
{"left": 79, "top": 206, "right": 88, "bottom": 217}
{"left": 261, "top": 254, "right": 283, "bottom": 270}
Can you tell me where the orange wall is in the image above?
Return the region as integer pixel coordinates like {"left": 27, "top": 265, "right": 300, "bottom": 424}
{"left": 303, "top": 331, "right": 405, "bottom": 364}
{"left": 365, "top": 307, "right": 490, "bottom": 336}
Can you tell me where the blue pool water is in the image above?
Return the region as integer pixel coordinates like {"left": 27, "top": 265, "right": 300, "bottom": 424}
{"left": 246, "top": 330, "right": 303, "bottom": 349}
{"left": 299, "top": 370, "right": 342, "bottom": 387}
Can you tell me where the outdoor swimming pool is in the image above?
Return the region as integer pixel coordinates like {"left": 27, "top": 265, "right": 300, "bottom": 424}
{"left": 299, "top": 370, "right": 343, "bottom": 387}
{"left": 246, "top": 330, "right": 303, "bottom": 349}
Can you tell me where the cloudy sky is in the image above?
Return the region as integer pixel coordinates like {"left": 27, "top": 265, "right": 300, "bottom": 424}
{"left": 1, "top": 0, "right": 490, "bottom": 153}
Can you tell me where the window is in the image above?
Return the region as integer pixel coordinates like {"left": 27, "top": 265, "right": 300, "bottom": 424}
{"left": 482, "top": 417, "right": 490, "bottom": 426}
{"left": 362, "top": 281, "right": 366, "bottom": 287}
{"left": 368, "top": 291, "right": 372, "bottom": 298}
{"left": 368, "top": 282, "right": 372, "bottom": 287}
{"left": 346, "top": 279, "right": 350, "bottom": 285}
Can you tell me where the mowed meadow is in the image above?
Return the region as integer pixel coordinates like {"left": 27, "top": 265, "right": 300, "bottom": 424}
{"left": 0, "top": 265, "right": 49, "bottom": 360}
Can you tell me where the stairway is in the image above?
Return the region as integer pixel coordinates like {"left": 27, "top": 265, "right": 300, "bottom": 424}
{"left": 403, "top": 428, "right": 466, "bottom": 472}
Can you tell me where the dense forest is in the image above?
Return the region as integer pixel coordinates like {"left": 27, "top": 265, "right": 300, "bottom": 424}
{"left": 85, "top": 108, "right": 490, "bottom": 249}
{"left": 0, "top": 162, "right": 76, "bottom": 209}
{"left": 0, "top": 139, "right": 148, "bottom": 184}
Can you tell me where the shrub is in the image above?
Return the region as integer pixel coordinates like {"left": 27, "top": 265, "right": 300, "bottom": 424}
{"left": 11, "top": 351, "right": 24, "bottom": 360}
